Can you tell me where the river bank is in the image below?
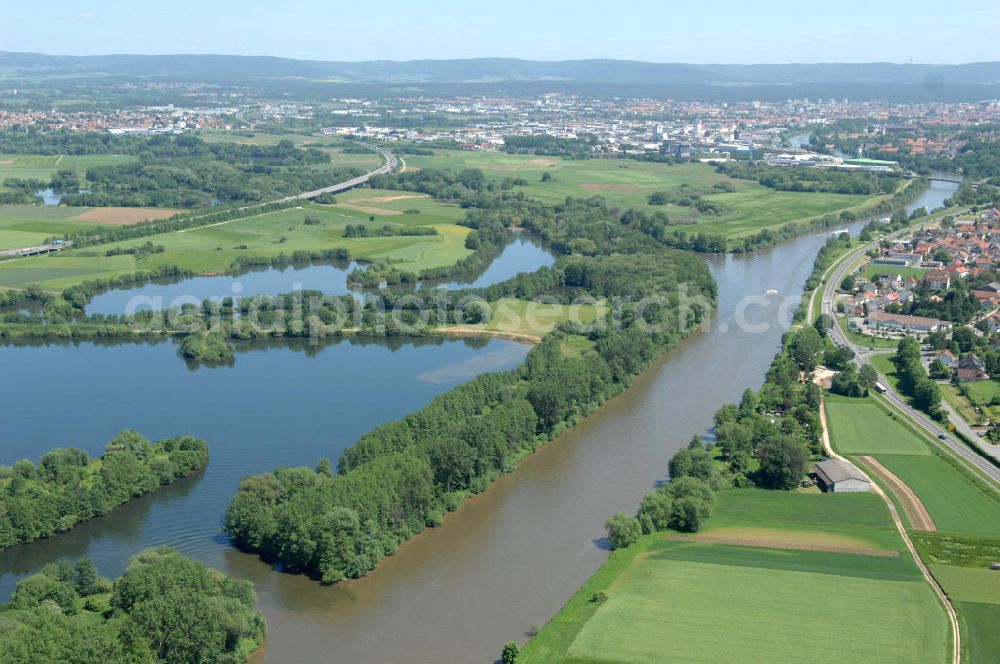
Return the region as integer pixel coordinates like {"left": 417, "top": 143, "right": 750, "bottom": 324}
{"left": 0, "top": 176, "right": 959, "bottom": 662}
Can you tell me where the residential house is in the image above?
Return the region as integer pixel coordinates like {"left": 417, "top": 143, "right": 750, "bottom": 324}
{"left": 956, "top": 368, "right": 990, "bottom": 383}
{"left": 933, "top": 349, "right": 958, "bottom": 369}
{"left": 925, "top": 270, "right": 951, "bottom": 291}
{"left": 877, "top": 273, "right": 903, "bottom": 288}
{"left": 959, "top": 355, "right": 987, "bottom": 373}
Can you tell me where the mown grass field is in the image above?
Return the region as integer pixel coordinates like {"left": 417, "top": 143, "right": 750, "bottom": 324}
{"left": 826, "top": 393, "right": 931, "bottom": 456}
{"left": 565, "top": 543, "right": 943, "bottom": 664}
{"left": 875, "top": 454, "right": 1000, "bottom": 536}
{"left": 0, "top": 153, "right": 137, "bottom": 183}
{"left": 404, "top": 150, "right": 892, "bottom": 238}
{"left": 958, "top": 601, "right": 1000, "bottom": 664}
{"left": 928, "top": 564, "right": 1000, "bottom": 605}
{"left": 521, "top": 488, "right": 948, "bottom": 664}
{"left": 442, "top": 297, "right": 606, "bottom": 338}
{"left": 826, "top": 389, "right": 1000, "bottom": 535}
{"left": 863, "top": 264, "right": 929, "bottom": 280}
{"left": 0, "top": 206, "right": 180, "bottom": 251}
{"left": 828, "top": 391, "right": 1000, "bottom": 663}
{"left": 0, "top": 192, "right": 472, "bottom": 291}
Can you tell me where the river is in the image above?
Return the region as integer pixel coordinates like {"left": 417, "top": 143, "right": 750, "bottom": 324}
{"left": 0, "top": 178, "right": 958, "bottom": 662}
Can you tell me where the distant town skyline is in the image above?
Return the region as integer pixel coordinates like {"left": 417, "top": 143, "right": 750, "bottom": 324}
{"left": 3, "top": 0, "right": 999, "bottom": 65}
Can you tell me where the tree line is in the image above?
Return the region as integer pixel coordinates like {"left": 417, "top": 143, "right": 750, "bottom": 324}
{"left": 0, "top": 548, "right": 264, "bottom": 663}
{"left": 0, "top": 431, "right": 208, "bottom": 549}
{"left": 222, "top": 199, "right": 716, "bottom": 582}
{"left": 717, "top": 161, "right": 901, "bottom": 195}
{"left": 603, "top": 322, "right": 845, "bottom": 551}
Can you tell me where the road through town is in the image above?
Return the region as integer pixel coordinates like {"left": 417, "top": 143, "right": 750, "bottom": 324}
{"left": 817, "top": 212, "right": 1000, "bottom": 486}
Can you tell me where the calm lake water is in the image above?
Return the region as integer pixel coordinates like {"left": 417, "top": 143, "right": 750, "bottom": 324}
{"left": 85, "top": 233, "right": 555, "bottom": 316}
{"left": 0, "top": 178, "right": 958, "bottom": 662}
{"left": 0, "top": 336, "right": 530, "bottom": 589}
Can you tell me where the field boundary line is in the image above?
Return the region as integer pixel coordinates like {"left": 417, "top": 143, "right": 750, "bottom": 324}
{"left": 820, "top": 395, "right": 960, "bottom": 664}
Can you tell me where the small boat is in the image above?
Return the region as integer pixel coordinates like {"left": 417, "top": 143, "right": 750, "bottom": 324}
{"left": 766, "top": 289, "right": 779, "bottom": 296}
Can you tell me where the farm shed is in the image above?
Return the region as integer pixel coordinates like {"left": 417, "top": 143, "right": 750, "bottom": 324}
{"left": 814, "top": 459, "right": 871, "bottom": 493}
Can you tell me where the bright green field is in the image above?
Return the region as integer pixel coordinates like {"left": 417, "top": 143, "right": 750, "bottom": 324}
{"left": 945, "top": 379, "right": 1000, "bottom": 425}
{"left": 0, "top": 206, "right": 130, "bottom": 250}
{"left": 445, "top": 297, "right": 606, "bottom": 338}
{"left": 0, "top": 153, "right": 136, "bottom": 183}
{"left": 702, "top": 486, "right": 905, "bottom": 551}
{"left": 876, "top": 454, "right": 1000, "bottom": 536}
{"left": 826, "top": 393, "right": 931, "bottom": 456}
{"left": 562, "top": 543, "right": 945, "bottom": 664}
{"left": 864, "top": 264, "right": 929, "bottom": 280}
{"left": 957, "top": 602, "right": 1000, "bottom": 664}
{"left": 961, "top": 379, "right": 1000, "bottom": 406}
{"left": 404, "top": 150, "right": 891, "bottom": 238}
{"left": 0, "top": 192, "right": 472, "bottom": 291}
{"left": 521, "top": 488, "right": 948, "bottom": 664}
{"left": 929, "top": 565, "right": 1000, "bottom": 605}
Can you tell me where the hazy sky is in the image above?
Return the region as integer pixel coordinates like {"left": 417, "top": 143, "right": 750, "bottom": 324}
{"left": 4, "top": 0, "right": 998, "bottom": 63}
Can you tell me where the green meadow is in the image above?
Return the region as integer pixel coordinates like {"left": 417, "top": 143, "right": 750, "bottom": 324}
{"left": 827, "top": 389, "right": 1000, "bottom": 537}
{"left": 0, "top": 192, "right": 471, "bottom": 291}
{"left": 0, "top": 206, "right": 113, "bottom": 250}
{"left": 521, "top": 488, "right": 948, "bottom": 664}
{"left": 0, "top": 153, "right": 136, "bottom": 183}
{"left": 875, "top": 453, "right": 1000, "bottom": 536}
{"left": 957, "top": 601, "right": 1000, "bottom": 664}
{"left": 404, "top": 150, "right": 892, "bottom": 238}
{"left": 825, "top": 393, "right": 931, "bottom": 456}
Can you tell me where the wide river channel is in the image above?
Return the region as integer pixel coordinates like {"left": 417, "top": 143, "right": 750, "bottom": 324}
{"left": 0, "top": 177, "right": 957, "bottom": 662}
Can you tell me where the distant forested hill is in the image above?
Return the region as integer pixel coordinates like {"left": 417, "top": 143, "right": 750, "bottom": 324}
{"left": 3, "top": 53, "right": 1000, "bottom": 101}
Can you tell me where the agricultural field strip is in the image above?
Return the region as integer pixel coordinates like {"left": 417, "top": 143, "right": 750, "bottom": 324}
{"left": 821, "top": 394, "right": 961, "bottom": 664}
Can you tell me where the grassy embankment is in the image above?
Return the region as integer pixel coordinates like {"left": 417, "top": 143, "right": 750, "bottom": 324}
{"left": 826, "top": 392, "right": 1000, "bottom": 664}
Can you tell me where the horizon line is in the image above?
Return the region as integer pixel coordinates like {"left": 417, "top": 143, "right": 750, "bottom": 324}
{"left": 3, "top": 51, "right": 998, "bottom": 67}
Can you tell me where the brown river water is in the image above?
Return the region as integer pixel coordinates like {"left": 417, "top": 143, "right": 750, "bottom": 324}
{"left": 0, "top": 178, "right": 956, "bottom": 663}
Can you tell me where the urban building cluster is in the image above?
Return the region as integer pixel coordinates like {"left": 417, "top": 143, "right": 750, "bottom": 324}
{"left": 3, "top": 93, "right": 998, "bottom": 162}
{"left": 0, "top": 104, "right": 237, "bottom": 134}
{"left": 843, "top": 210, "right": 1000, "bottom": 347}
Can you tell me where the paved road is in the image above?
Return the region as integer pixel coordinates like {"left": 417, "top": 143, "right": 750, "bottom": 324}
{"left": 291, "top": 147, "right": 398, "bottom": 200}
{"left": 818, "top": 215, "right": 1000, "bottom": 486}
{"left": 0, "top": 241, "right": 72, "bottom": 259}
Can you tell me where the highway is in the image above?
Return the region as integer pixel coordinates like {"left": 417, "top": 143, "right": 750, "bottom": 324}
{"left": 0, "top": 241, "right": 71, "bottom": 259}
{"left": 291, "top": 147, "right": 398, "bottom": 200}
{"left": 818, "top": 215, "right": 1000, "bottom": 486}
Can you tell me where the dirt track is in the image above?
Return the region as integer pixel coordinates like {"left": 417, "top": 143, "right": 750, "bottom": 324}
{"left": 668, "top": 534, "right": 899, "bottom": 557}
{"left": 857, "top": 455, "right": 937, "bottom": 531}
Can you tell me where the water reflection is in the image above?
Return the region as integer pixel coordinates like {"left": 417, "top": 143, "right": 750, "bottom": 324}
{"left": 84, "top": 233, "right": 555, "bottom": 316}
